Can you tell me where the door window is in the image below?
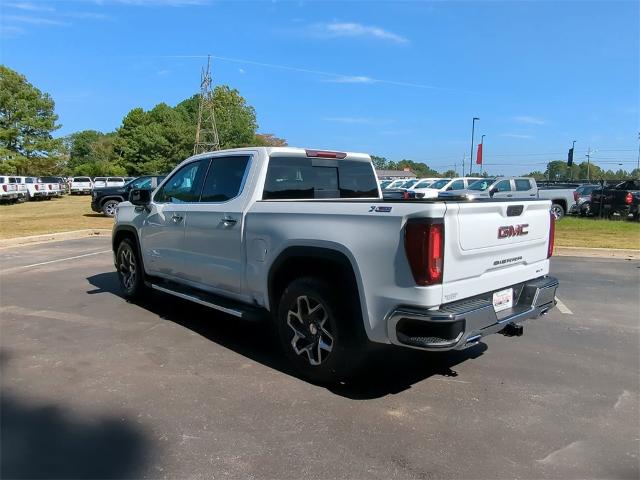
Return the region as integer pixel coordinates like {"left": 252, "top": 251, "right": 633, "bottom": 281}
{"left": 494, "top": 180, "right": 512, "bottom": 192}
{"left": 515, "top": 179, "right": 533, "bottom": 191}
{"left": 448, "top": 180, "right": 465, "bottom": 190}
{"left": 200, "top": 156, "right": 250, "bottom": 202}
{"left": 155, "top": 160, "right": 206, "bottom": 203}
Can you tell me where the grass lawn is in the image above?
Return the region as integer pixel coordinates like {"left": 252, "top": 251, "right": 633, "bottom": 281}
{"left": 555, "top": 217, "right": 640, "bottom": 249}
{"left": 0, "top": 194, "right": 113, "bottom": 239}
{"left": 1, "top": 196, "right": 639, "bottom": 249}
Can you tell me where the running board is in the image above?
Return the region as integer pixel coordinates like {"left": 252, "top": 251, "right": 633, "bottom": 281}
{"left": 147, "top": 279, "right": 265, "bottom": 322}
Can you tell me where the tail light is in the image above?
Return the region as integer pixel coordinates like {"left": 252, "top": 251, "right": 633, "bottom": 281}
{"left": 305, "top": 149, "right": 347, "bottom": 159}
{"left": 405, "top": 220, "right": 444, "bottom": 285}
{"left": 35, "top": 184, "right": 39, "bottom": 191}
{"left": 48, "top": 184, "right": 52, "bottom": 190}
{"left": 402, "top": 190, "right": 410, "bottom": 200}
{"left": 625, "top": 192, "right": 633, "bottom": 205}
{"left": 548, "top": 212, "right": 555, "bottom": 258}
{"left": 573, "top": 191, "right": 578, "bottom": 202}
{"left": 2, "top": 185, "right": 7, "bottom": 192}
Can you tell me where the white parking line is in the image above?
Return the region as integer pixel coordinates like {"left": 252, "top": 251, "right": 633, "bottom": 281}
{"left": 555, "top": 297, "right": 573, "bottom": 315}
{"left": 17, "top": 250, "right": 111, "bottom": 269}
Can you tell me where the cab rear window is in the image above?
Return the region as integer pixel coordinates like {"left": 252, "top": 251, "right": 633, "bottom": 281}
{"left": 263, "top": 157, "right": 378, "bottom": 200}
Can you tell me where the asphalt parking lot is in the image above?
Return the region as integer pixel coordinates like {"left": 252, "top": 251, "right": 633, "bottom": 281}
{"left": 1, "top": 237, "right": 638, "bottom": 479}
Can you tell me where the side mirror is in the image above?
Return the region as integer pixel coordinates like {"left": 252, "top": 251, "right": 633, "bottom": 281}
{"left": 129, "top": 188, "right": 151, "bottom": 206}
{"left": 489, "top": 188, "right": 495, "bottom": 198}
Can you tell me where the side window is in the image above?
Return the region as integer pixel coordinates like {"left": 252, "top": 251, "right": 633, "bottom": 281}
{"left": 448, "top": 180, "right": 465, "bottom": 190}
{"left": 494, "top": 180, "right": 512, "bottom": 192}
{"left": 200, "top": 155, "right": 250, "bottom": 202}
{"left": 155, "top": 160, "right": 206, "bottom": 203}
{"left": 129, "top": 177, "right": 152, "bottom": 189}
{"left": 515, "top": 179, "right": 532, "bottom": 191}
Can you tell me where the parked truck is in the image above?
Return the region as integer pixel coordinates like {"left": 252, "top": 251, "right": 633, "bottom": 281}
{"left": 453, "top": 177, "right": 576, "bottom": 219}
{"left": 590, "top": 180, "right": 640, "bottom": 220}
{"left": 112, "top": 147, "right": 559, "bottom": 383}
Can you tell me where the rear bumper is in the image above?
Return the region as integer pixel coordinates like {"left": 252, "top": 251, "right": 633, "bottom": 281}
{"left": 386, "top": 276, "right": 559, "bottom": 351}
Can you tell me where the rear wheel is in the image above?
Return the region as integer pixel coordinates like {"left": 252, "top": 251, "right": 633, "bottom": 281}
{"left": 551, "top": 203, "right": 565, "bottom": 220}
{"left": 102, "top": 199, "right": 119, "bottom": 217}
{"left": 116, "top": 238, "right": 147, "bottom": 300}
{"left": 276, "top": 277, "right": 367, "bottom": 384}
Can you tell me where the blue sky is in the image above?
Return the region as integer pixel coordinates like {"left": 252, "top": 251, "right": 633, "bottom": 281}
{"left": 1, "top": 0, "right": 638, "bottom": 175}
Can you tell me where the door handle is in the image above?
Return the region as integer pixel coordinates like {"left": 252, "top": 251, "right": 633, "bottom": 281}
{"left": 506, "top": 194, "right": 513, "bottom": 197}
{"left": 222, "top": 216, "right": 237, "bottom": 226}
{"left": 171, "top": 214, "right": 183, "bottom": 223}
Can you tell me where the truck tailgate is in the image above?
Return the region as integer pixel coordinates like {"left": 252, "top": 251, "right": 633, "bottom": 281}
{"left": 442, "top": 200, "right": 552, "bottom": 302}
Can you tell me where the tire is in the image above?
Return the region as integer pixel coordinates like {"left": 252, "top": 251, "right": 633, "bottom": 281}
{"left": 102, "top": 199, "right": 119, "bottom": 217}
{"left": 579, "top": 202, "right": 591, "bottom": 217}
{"left": 275, "top": 277, "right": 368, "bottom": 384}
{"left": 116, "top": 238, "right": 147, "bottom": 300}
{"left": 551, "top": 203, "right": 565, "bottom": 220}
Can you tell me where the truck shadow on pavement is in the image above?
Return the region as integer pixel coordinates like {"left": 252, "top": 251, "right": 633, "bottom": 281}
{"left": 87, "top": 272, "right": 488, "bottom": 400}
{"left": 0, "top": 351, "right": 151, "bottom": 479}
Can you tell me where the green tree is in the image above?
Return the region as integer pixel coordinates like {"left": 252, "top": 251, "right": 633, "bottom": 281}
{"left": 176, "top": 86, "right": 258, "bottom": 149}
{"left": 115, "top": 103, "right": 193, "bottom": 175}
{"left": 441, "top": 169, "right": 458, "bottom": 177}
{"left": 371, "top": 155, "right": 390, "bottom": 170}
{"left": 252, "top": 133, "right": 287, "bottom": 147}
{"left": 0, "top": 65, "right": 63, "bottom": 174}
{"left": 525, "top": 171, "right": 547, "bottom": 181}
{"left": 396, "top": 159, "right": 439, "bottom": 178}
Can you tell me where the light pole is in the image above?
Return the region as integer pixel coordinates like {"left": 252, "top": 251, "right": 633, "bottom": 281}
{"left": 469, "top": 117, "right": 479, "bottom": 175}
{"left": 569, "top": 140, "right": 576, "bottom": 180}
{"left": 586, "top": 147, "right": 591, "bottom": 182}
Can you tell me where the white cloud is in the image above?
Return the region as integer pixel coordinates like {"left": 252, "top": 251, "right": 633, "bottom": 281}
{"left": 513, "top": 115, "right": 546, "bottom": 125}
{"left": 105, "top": 0, "right": 209, "bottom": 5}
{"left": 325, "top": 75, "right": 376, "bottom": 84}
{"left": 0, "top": 24, "right": 26, "bottom": 38}
{"left": 63, "top": 12, "right": 110, "bottom": 20}
{"left": 318, "top": 22, "right": 408, "bottom": 44}
{"left": 238, "top": 68, "right": 246, "bottom": 74}
{"left": 2, "top": 15, "right": 70, "bottom": 26}
{"left": 500, "top": 133, "right": 534, "bottom": 139}
{"left": 4, "top": 2, "right": 54, "bottom": 11}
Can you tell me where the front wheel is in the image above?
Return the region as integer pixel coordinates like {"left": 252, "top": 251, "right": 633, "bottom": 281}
{"left": 102, "top": 199, "right": 119, "bottom": 217}
{"left": 276, "top": 277, "right": 367, "bottom": 384}
{"left": 551, "top": 203, "right": 565, "bottom": 220}
{"left": 116, "top": 239, "right": 147, "bottom": 300}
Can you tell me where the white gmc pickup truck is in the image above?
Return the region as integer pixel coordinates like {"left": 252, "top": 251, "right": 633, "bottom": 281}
{"left": 113, "top": 147, "right": 558, "bottom": 382}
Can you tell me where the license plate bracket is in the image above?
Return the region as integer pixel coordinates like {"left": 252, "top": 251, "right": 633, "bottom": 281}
{"left": 493, "top": 288, "right": 514, "bottom": 313}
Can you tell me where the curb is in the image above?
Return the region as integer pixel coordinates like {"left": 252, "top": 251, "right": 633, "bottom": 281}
{"left": 555, "top": 246, "right": 640, "bottom": 259}
{"left": 0, "top": 229, "right": 111, "bottom": 249}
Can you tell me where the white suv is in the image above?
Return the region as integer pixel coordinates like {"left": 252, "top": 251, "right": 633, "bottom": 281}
{"left": 413, "top": 177, "right": 482, "bottom": 198}
{"left": 70, "top": 177, "right": 94, "bottom": 194}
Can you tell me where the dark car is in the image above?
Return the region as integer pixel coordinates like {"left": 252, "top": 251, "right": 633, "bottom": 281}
{"left": 91, "top": 175, "right": 165, "bottom": 217}
{"left": 590, "top": 180, "right": 640, "bottom": 220}
{"left": 569, "top": 184, "right": 599, "bottom": 216}
{"left": 381, "top": 188, "right": 418, "bottom": 200}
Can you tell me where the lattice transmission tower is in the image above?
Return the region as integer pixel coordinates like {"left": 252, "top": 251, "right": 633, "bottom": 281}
{"left": 193, "top": 55, "right": 220, "bottom": 154}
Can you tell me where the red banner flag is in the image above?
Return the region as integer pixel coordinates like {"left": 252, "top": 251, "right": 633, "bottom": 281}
{"left": 476, "top": 142, "right": 483, "bottom": 165}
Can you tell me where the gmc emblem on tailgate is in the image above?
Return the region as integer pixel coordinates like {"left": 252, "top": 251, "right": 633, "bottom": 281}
{"left": 498, "top": 224, "right": 529, "bottom": 239}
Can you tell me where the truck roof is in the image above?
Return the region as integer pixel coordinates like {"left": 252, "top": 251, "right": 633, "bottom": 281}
{"left": 187, "top": 146, "right": 372, "bottom": 163}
